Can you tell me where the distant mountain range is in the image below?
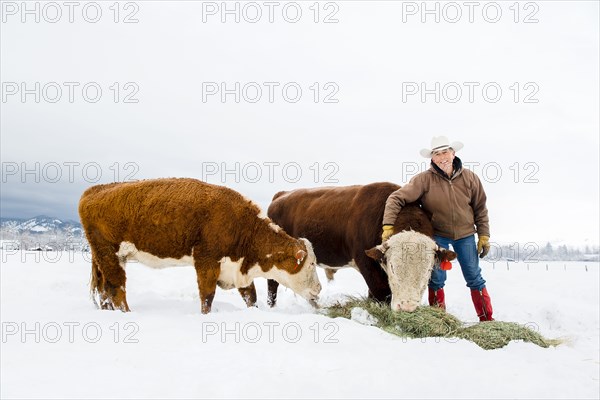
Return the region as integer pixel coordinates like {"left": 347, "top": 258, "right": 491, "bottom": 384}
{"left": 0, "top": 215, "right": 597, "bottom": 260}
{"left": 0, "top": 216, "right": 82, "bottom": 236}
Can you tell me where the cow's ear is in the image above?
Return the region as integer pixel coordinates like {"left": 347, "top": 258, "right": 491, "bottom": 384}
{"left": 365, "top": 246, "right": 385, "bottom": 261}
{"left": 436, "top": 249, "right": 457, "bottom": 262}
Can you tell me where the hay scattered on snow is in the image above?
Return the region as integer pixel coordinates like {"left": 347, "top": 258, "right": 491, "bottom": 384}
{"left": 324, "top": 297, "right": 562, "bottom": 350}
{"left": 458, "top": 321, "right": 563, "bottom": 350}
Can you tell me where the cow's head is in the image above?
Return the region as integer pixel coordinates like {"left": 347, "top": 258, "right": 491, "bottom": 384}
{"left": 365, "top": 231, "right": 456, "bottom": 312}
{"left": 268, "top": 238, "right": 321, "bottom": 306}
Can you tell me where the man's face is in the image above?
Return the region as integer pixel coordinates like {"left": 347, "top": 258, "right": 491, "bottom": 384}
{"left": 431, "top": 148, "right": 455, "bottom": 174}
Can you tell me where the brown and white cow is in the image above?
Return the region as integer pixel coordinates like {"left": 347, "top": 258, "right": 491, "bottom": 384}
{"left": 264, "top": 182, "right": 455, "bottom": 311}
{"left": 78, "top": 178, "right": 321, "bottom": 314}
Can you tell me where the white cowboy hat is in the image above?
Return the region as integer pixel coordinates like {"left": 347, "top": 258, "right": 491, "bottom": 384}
{"left": 420, "top": 136, "right": 464, "bottom": 158}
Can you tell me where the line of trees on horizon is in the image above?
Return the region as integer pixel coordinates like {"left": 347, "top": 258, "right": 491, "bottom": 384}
{"left": 480, "top": 241, "right": 599, "bottom": 262}
{"left": 0, "top": 230, "right": 598, "bottom": 262}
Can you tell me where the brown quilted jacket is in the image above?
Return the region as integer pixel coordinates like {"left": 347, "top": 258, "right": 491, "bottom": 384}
{"left": 383, "top": 158, "right": 490, "bottom": 240}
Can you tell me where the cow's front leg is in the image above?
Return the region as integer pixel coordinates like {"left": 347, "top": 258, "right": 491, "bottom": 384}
{"left": 325, "top": 268, "right": 338, "bottom": 281}
{"left": 194, "top": 257, "right": 220, "bottom": 314}
{"left": 267, "top": 279, "right": 279, "bottom": 308}
{"left": 355, "top": 254, "right": 392, "bottom": 303}
{"left": 238, "top": 282, "right": 257, "bottom": 308}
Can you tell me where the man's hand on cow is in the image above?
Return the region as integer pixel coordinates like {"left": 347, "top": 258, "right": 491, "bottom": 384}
{"left": 477, "top": 235, "right": 490, "bottom": 258}
{"left": 381, "top": 225, "right": 394, "bottom": 242}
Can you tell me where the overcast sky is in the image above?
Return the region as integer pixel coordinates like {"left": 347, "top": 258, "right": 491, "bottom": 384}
{"left": 1, "top": 1, "right": 598, "bottom": 246}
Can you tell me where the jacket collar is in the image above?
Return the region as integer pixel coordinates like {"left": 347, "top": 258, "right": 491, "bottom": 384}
{"left": 430, "top": 156, "right": 463, "bottom": 180}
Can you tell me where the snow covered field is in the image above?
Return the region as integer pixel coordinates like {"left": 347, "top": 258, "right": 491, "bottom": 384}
{"left": 1, "top": 251, "right": 598, "bottom": 399}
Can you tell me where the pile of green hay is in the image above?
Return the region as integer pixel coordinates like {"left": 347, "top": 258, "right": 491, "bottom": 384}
{"left": 324, "top": 297, "right": 562, "bottom": 350}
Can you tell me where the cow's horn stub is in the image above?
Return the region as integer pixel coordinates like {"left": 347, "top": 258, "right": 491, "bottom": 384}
{"left": 295, "top": 249, "right": 307, "bottom": 265}
{"left": 380, "top": 241, "right": 390, "bottom": 252}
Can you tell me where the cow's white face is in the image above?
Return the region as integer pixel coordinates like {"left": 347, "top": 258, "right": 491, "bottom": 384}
{"left": 266, "top": 238, "right": 321, "bottom": 305}
{"left": 366, "top": 231, "right": 456, "bottom": 312}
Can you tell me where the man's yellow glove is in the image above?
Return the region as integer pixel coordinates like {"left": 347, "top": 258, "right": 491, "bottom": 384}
{"left": 477, "top": 235, "right": 490, "bottom": 258}
{"left": 381, "top": 225, "right": 394, "bottom": 242}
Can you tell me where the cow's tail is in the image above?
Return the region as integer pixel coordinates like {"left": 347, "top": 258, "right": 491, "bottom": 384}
{"left": 80, "top": 221, "right": 101, "bottom": 308}
{"left": 89, "top": 252, "right": 102, "bottom": 308}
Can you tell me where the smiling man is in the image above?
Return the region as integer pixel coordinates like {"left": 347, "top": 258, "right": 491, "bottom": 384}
{"left": 381, "top": 136, "right": 494, "bottom": 321}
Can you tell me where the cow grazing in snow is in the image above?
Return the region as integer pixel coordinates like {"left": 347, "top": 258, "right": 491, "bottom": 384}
{"left": 78, "top": 178, "right": 321, "bottom": 314}
{"left": 264, "top": 182, "right": 456, "bottom": 311}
